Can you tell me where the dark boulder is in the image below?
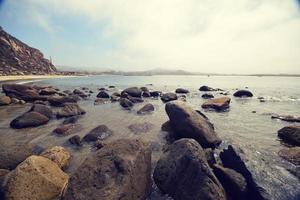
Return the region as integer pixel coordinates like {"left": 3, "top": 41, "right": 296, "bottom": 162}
{"left": 199, "top": 85, "right": 215, "bottom": 91}
{"left": 161, "top": 93, "right": 177, "bottom": 103}
{"left": 2, "top": 84, "right": 40, "bottom": 101}
{"left": 63, "top": 139, "right": 151, "bottom": 200}
{"left": 119, "top": 98, "right": 134, "bottom": 108}
{"left": 48, "top": 96, "right": 80, "bottom": 107}
{"left": 142, "top": 91, "right": 151, "bottom": 97}
{"left": 175, "top": 88, "right": 189, "bottom": 94}
{"left": 278, "top": 147, "right": 300, "bottom": 165}
{"left": 201, "top": 97, "right": 231, "bottom": 111}
{"left": 137, "top": 103, "right": 154, "bottom": 114}
{"left": 29, "top": 104, "right": 53, "bottom": 119}
{"left": 165, "top": 100, "right": 221, "bottom": 148}
{"left": 201, "top": 93, "right": 214, "bottom": 99}
{"left": 233, "top": 90, "right": 253, "bottom": 97}
{"left": 150, "top": 91, "right": 161, "bottom": 97}
{"left": 277, "top": 126, "right": 300, "bottom": 146}
{"left": 96, "top": 91, "right": 110, "bottom": 98}
{"left": 153, "top": 139, "right": 226, "bottom": 200}
{"left": 10, "top": 112, "right": 49, "bottom": 129}
{"left": 56, "top": 103, "right": 86, "bottom": 118}
{"left": 83, "top": 125, "right": 113, "bottom": 142}
{"left": 68, "top": 135, "right": 82, "bottom": 146}
{"left": 121, "top": 87, "right": 142, "bottom": 98}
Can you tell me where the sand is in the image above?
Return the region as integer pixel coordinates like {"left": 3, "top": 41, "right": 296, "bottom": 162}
{"left": 0, "top": 75, "right": 76, "bottom": 83}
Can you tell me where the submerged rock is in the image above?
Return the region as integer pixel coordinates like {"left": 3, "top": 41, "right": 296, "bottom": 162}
{"left": 122, "top": 87, "right": 142, "bottom": 98}
{"left": 62, "top": 115, "right": 81, "bottom": 124}
{"left": 4, "top": 155, "right": 68, "bottom": 200}
{"left": 83, "top": 125, "right": 113, "bottom": 142}
{"left": 201, "top": 93, "right": 214, "bottom": 99}
{"left": 10, "top": 112, "right": 49, "bottom": 129}
{"left": 119, "top": 98, "right": 134, "bottom": 108}
{"left": 153, "top": 139, "right": 226, "bottom": 200}
{"left": 128, "top": 122, "right": 154, "bottom": 134}
{"left": 68, "top": 135, "right": 82, "bottom": 146}
{"left": 165, "top": 100, "right": 221, "bottom": 148}
{"left": 233, "top": 90, "right": 253, "bottom": 97}
{"left": 63, "top": 139, "right": 151, "bottom": 200}
{"left": 0, "top": 95, "right": 11, "bottom": 106}
{"left": 96, "top": 91, "right": 110, "bottom": 98}
{"left": 29, "top": 104, "right": 53, "bottom": 119}
{"left": 175, "top": 88, "right": 189, "bottom": 94}
{"left": 56, "top": 103, "right": 86, "bottom": 118}
{"left": 201, "top": 97, "right": 231, "bottom": 111}
{"left": 40, "top": 146, "right": 71, "bottom": 169}
{"left": 199, "top": 85, "right": 215, "bottom": 91}
{"left": 271, "top": 115, "right": 300, "bottom": 123}
{"left": 161, "top": 93, "right": 177, "bottom": 103}
{"left": 94, "top": 98, "right": 109, "bottom": 105}
{"left": 137, "top": 103, "right": 155, "bottom": 114}
{"left": 278, "top": 126, "right": 300, "bottom": 146}
{"left": 278, "top": 147, "right": 300, "bottom": 165}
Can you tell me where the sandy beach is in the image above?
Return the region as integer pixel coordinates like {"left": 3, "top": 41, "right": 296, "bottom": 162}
{"left": 0, "top": 75, "right": 77, "bottom": 83}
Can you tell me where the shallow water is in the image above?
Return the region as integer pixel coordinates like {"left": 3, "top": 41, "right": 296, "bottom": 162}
{"left": 1, "top": 75, "right": 300, "bottom": 199}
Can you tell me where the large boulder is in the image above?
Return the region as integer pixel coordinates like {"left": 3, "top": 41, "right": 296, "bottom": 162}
{"left": 83, "top": 125, "right": 113, "bottom": 142}
{"left": 2, "top": 84, "right": 40, "bottom": 101}
{"left": 63, "top": 139, "right": 151, "bottom": 200}
{"left": 0, "top": 95, "right": 11, "bottom": 105}
{"left": 56, "top": 103, "right": 86, "bottom": 118}
{"left": 4, "top": 155, "right": 68, "bottom": 200}
{"left": 278, "top": 147, "right": 300, "bottom": 165}
{"left": 175, "top": 88, "right": 189, "bottom": 94}
{"left": 277, "top": 126, "right": 300, "bottom": 146}
{"left": 233, "top": 90, "right": 253, "bottom": 97}
{"left": 121, "top": 87, "right": 142, "bottom": 97}
{"left": 48, "top": 96, "right": 80, "bottom": 107}
{"left": 40, "top": 146, "right": 71, "bottom": 169}
{"left": 153, "top": 139, "right": 226, "bottom": 200}
{"left": 29, "top": 104, "right": 53, "bottom": 119}
{"left": 161, "top": 93, "right": 177, "bottom": 103}
{"left": 201, "top": 97, "right": 231, "bottom": 111}
{"left": 137, "top": 103, "right": 155, "bottom": 114}
{"left": 165, "top": 101, "right": 221, "bottom": 148}
{"left": 10, "top": 112, "right": 49, "bottom": 129}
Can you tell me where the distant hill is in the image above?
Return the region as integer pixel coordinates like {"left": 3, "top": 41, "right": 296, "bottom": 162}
{"left": 0, "top": 26, "right": 56, "bottom": 75}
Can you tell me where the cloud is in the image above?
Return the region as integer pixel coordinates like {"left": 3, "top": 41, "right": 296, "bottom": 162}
{"left": 9, "top": 0, "right": 300, "bottom": 73}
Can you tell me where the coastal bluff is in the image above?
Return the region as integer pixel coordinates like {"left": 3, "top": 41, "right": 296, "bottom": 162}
{"left": 0, "top": 26, "right": 56, "bottom": 75}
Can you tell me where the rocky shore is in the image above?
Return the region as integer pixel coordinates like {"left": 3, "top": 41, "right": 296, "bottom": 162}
{"left": 0, "top": 83, "right": 299, "bottom": 200}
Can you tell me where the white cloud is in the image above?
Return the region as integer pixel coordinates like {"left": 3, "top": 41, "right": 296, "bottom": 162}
{"left": 18, "top": 0, "right": 300, "bottom": 73}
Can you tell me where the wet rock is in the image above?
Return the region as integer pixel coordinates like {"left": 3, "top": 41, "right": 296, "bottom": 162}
{"left": 83, "top": 125, "right": 113, "bottom": 142}
{"left": 68, "top": 135, "right": 82, "bottom": 146}
{"left": 220, "top": 145, "right": 270, "bottom": 200}
{"left": 175, "top": 88, "right": 189, "bottom": 94}
{"left": 10, "top": 112, "right": 49, "bottom": 129}
{"left": 128, "top": 122, "right": 154, "bottom": 134}
{"left": 204, "top": 148, "right": 216, "bottom": 167}
{"left": 150, "top": 91, "right": 161, "bottom": 97}
{"left": 153, "top": 138, "right": 226, "bottom": 200}
{"left": 48, "top": 95, "right": 80, "bottom": 107}
{"left": 94, "top": 98, "right": 109, "bottom": 105}
{"left": 2, "top": 84, "right": 39, "bottom": 101}
{"left": 98, "top": 87, "right": 107, "bottom": 91}
{"left": 161, "top": 92, "right": 177, "bottom": 103}
{"left": 271, "top": 115, "right": 300, "bottom": 123}
{"left": 108, "top": 85, "right": 115, "bottom": 88}
{"left": 40, "top": 146, "right": 71, "bottom": 169}
{"left": 137, "top": 103, "right": 155, "bottom": 114}
{"left": 53, "top": 124, "right": 78, "bottom": 136}
{"left": 233, "top": 90, "right": 253, "bottom": 97}
{"left": 73, "top": 89, "right": 87, "bottom": 98}
{"left": 56, "top": 103, "right": 86, "bottom": 118}
{"left": 39, "top": 87, "right": 57, "bottom": 95}
{"left": 96, "top": 91, "right": 110, "bottom": 98}
{"left": 29, "top": 104, "right": 53, "bottom": 119}
{"left": 122, "top": 87, "right": 142, "bottom": 98}
{"left": 199, "top": 85, "right": 215, "bottom": 91}
{"left": 110, "top": 95, "right": 120, "bottom": 102}
{"left": 201, "top": 93, "right": 214, "bottom": 99}
{"left": 278, "top": 126, "right": 300, "bottom": 146}
{"left": 93, "top": 140, "right": 105, "bottom": 150}
{"left": 63, "top": 139, "right": 151, "bottom": 200}
{"left": 119, "top": 98, "right": 134, "bottom": 108}
{"left": 4, "top": 155, "right": 68, "bottom": 200}
{"left": 140, "top": 87, "right": 149, "bottom": 92}
{"left": 201, "top": 97, "right": 231, "bottom": 111}
{"left": 213, "top": 164, "right": 248, "bottom": 200}
{"left": 165, "top": 100, "right": 221, "bottom": 148}
{"left": 0, "top": 95, "right": 11, "bottom": 105}
{"left": 62, "top": 115, "right": 81, "bottom": 124}
{"left": 278, "top": 147, "right": 300, "bottom": 165}
{"left": 142, "top": 91, "right": 151, "bottom": 97}
{"left": 128, "top": 96, "right": 144, "bottom": 103}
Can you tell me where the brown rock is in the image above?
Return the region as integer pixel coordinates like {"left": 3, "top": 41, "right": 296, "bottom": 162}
{"left": 278, "top": 147, "right": 300, "bottom": 165}
{"left": 83, "top": 125, "right": 112, "bottom": 142}
{"left": 28, "top": 104, "right": 53, "bottom": 119}
{"left": 10, "top": 112, "right": 49, "bottom": 129}
{"left": 137, "top": 103, "right": 155, "bottom": 114}
{"left": 53, "top": 124, "right": 78, "bottom": 136}
{"left": 201, "top": 97, "right": 231, "bottom": 111}
{"left": 2, "top": 84, "right": 40, "bottom": 101}
{"left": 0, "top": 95, "right": 11, "bottom": 105}
{"left": 56, "top": 103, "right": 86, "bottom": 118}
{"left": 40, "top": 146, "right": 71, "bottom": 169}
{"left": 161, "top": 92, "right": 177, "bottom": 103}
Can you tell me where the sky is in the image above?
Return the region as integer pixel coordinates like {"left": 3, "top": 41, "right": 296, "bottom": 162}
{"left": 0, "top": 0, "right": 300, "bottom": 74}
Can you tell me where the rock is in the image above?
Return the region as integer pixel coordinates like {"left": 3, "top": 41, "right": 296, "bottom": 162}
{"left": 63, "top": 139, "right": 151, "bottom": 200}
{"left": 204, "top": 148, "right": 217, "bottom": 167}
{"left": 165, "top": 101, "right": 221, "bottom": 148}
{"left": 0, "top": 169, "right": 10, "bottom": 195}
{"left": 68, "top": 135, "right": 82, "bottom": 146}
{"left": 233, "top": 90, "right": 253, "bottom": 97}
{"left": 73, "top": 89, "right": 87, "bottom": 98}
{"left": 53, "top": 124, "right": 78, "bottom": 136}
{"left": 140, "top": 87, "right": 149, "bottom": 92}
{"left": 278, "top": 147, "right": 300, "bottom": 165}
{"left": 119, "top": 98, "right": 134, "bottom": 108}
{"left": 137, "top": 103, "right": 155, "bottom": 114}
{"left": 175, "top": 88, "right": 189, "bottom": 93}
{"left": 93, "top": 140, "right": 105, "bottom": 150}
{"left": 83, "top": 125, "right": 113, "bottom": 142}
{"left": 142, "top": 91, "right": 151, "bottom": 97}
{"left": 153, "top": 139, "right": 226, "bottom": 200}
{"left": 110, "top": 95, "right": 120, "bottom": 102}
{"left": 201, "top": 97, "right": 231, "bottom": 111}
{"left": 271, "top": 115, "right": 300, "bottom": 123}
{"left": 29, "top": 104, "right": 53, "bottom": 119}
{"left": 10, "top": 112, "right": 49, "bottom": 129}
{"left": 108, "top": 85, "right": 115, "bottom": 88}
{"left": 112, "top": 92, "right": 121, "bottom": 97}
{"left": 201, "top": 93, "right": 214, "bottom": 99}
{"left": 128, "top": 122, "right": 154, "bottom": 134}
{"left": 128, "top": 96, "right": 144, "bottom": 103}
{"left": 2, "top": 84, "right": 40, "bottom": 101}
{"left": 94, "top": 98, "right": 109, "bottom": 105}
{"left": 150, "top": 91, "right": 161, "bottom": 97}
{"left": 98, "top": 87, "right": 107, "bottom": 91}
{"left": 4, "top": 155, "right": 68, "bottom": 200}
{"left": 121, "top": 87, "right": 142, "bottom": 97}
{"left": 39, "top": 88, "right": 57, "bottom": 95}
{"left": 40, "top": 146, "right": 71, "bottom": 169}
{"left": 278, "top": 126, "right": 300, "bottom": 146}
{"left": 220, "top": 145, "right": 271, "bottom": 200}
{"left": 10, "top": 98, "right": 20, "bottom": 104}
{"left": 199, "top": 85, "right": 215, "bottom": 91}
{"left": 62, "top": 115, "right": 81, "bottom": 124}
{"left": 56, "top": 103, "right": 86, "bottom": 118}
{"left": 0, "top": 95, "right": 11, "bottom": 105}
{"left": 48, "top": 96, "right": 80, "bottom": 107}
{"left": 96, "top": 91, "right": 110, "bottom": 98}
{"left": 213, "top": 164, "right": 248, "bottom": 200}
{"left": 161, "top": 92, "right": 177, "bottom": 103}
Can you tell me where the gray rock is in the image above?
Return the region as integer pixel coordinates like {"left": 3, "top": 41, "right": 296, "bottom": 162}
{"left": 29, "top": 104, "right": 53, "bottom": 119}
{"left": 56, "top": 103, "right": 86, "bottom": 118}
{"left": 10, "top": 112, "right": 49, "bottom": 129}
{"left": 96, "top": 91, "right": 110, "bottom": 98}
{"left": 175, "top": 88, "right": 189, "bottom": 94}
{"left": 83, "top": 125, "right": 113, "bottom": 142}
{"left": 122, "top": 87, "right": 142, "bottom": 98}
{"left": 161, "top": 93, "right": 177, "bottom": 103}
{"left": 119, "top": 98, "right": 134, "bottom": 108}
{"left": 137, "top": 103, "right": 155, "bottom": 114}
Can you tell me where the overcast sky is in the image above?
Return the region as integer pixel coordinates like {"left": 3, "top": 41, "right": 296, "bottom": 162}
{"left": 0, "top": 0, "right": 300, "bottom": 74}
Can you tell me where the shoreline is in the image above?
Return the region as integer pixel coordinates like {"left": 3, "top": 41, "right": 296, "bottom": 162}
{"left": 0, "top": 75, "right": 78, "bottom": 84}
